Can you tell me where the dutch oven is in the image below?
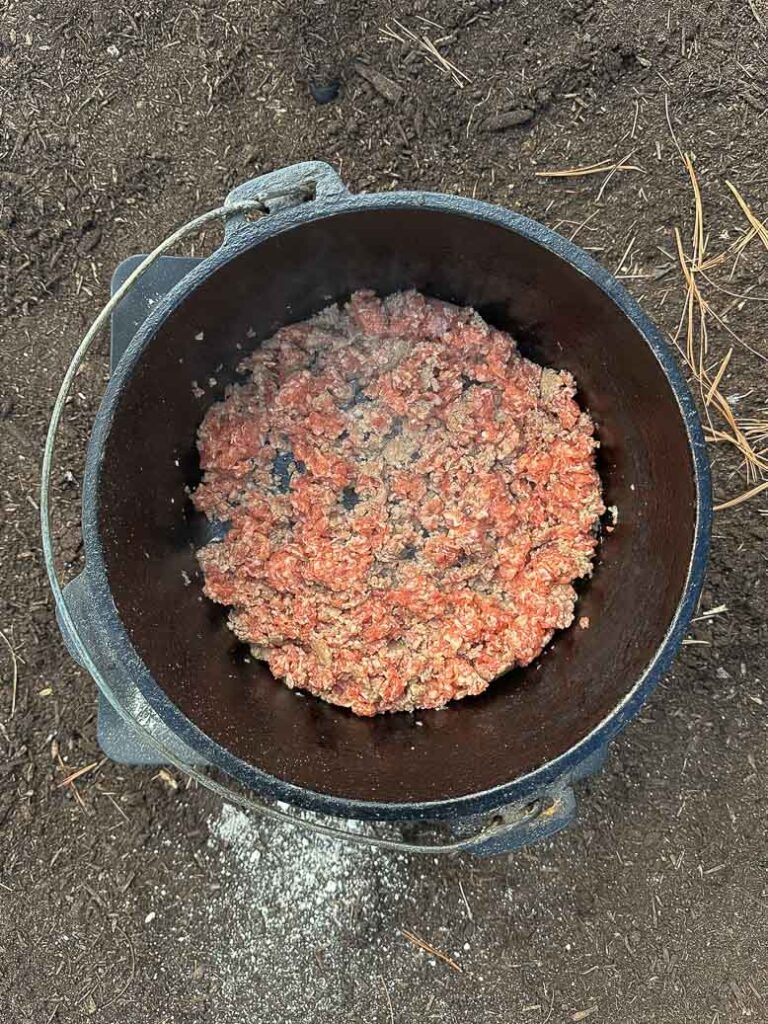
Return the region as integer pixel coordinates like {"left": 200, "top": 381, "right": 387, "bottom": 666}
{"left": 43, "top": 162, "right": 711, "bottom": 854}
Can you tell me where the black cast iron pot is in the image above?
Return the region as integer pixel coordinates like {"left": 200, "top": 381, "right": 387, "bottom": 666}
{"left": 50, "top": 162, "right": 711, "bottom": 854}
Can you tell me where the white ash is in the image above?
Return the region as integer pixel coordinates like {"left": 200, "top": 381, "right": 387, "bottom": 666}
{"left": 203, "top": 801, "right": 411, "bottom": 1018}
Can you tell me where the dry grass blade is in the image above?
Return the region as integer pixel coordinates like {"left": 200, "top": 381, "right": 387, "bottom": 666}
{"left": 458, "top": 879, "right": 474, "bottom": 921}
{"left": 673, "top": 227, "right": 701, "bottom": 369}
{"left": 54, "top": 749, "right": 88, "bottom": 812}
{"left": 569, "top": 209, "right": 599, "bottom": 242}
{"left": 382, "top": 19, "right": 471, "bottom": 88}
{"left": 698, "top": 227, "right": 757, "bottom": 272}
{"left": 726, "top": 180, "right": 768, "bottom": 251}
{"left": 670, "top": 152, "right": 768, "bottom": 507}
{"left": 400, "top": 928, "right": 463, "bottom": 972}
{"left": 57, "top": 760, "right": 101, "bottom": 788}
{"left": 692, "top": 604, "right": 728, "bottom": 621}
{"left": 0, "top": 628, "right": 19, "bottom": 718}
{"left": 698, "top": 272, "right": 768, "bottom": 304}
{"left": 703, "top": 300, "right": 768, "bottom": 364}
{"left": 741, "top": 415, "right": 768, "bottom": 448}
{"left": 596, "top": 151, "right": 640, "bottom": 202}
{"left": 614, "top": 232, "right": 637, "bottom": 275}
{"left": 664, "top": 93, "right": 685, "bottom": 163}
{"left": 714, "top": 480, "right": 768, "bottom": 511}
{"left": 684, "top": 154, "right": 705, "bottom": 266}
{"left": 535, "top": 158, "right": 643, "bottom": 178}
{"left": 705, "top": 348, "right": 733, "bottom": 405}
{"left": 379, "top": 976, "right": 395, "bottom": 1024}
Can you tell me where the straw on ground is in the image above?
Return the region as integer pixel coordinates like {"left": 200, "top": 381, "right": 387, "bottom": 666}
{"left": 670, "top": 148, "right": 768, "bottom": 509}
{"left": 381, "top": 19, "right": 471, "bottom": 88}
{"left": 535, "top": 156, "right": 644, "bottom": 178}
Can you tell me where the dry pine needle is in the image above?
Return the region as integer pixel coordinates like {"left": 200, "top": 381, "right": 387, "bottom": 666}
{"left": 671, "top": 151, "right": 768, "bottom": 509}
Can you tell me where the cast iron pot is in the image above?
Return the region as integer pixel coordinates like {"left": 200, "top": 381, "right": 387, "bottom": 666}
{"left": 49, "top": 162, "right": 711, "bottom": 854}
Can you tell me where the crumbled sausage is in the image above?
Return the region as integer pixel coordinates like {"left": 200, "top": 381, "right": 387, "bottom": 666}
{"left": 193, "top": 291, "right": 604, "bottom": 715}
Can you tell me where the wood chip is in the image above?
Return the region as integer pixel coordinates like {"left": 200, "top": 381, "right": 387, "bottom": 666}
{"left": 572, "top": 1008, "right": 598, "bottom": 1022}
{"left": 483, "top": 108, "right": 535, "bottom": 131}
{"left": 355, "top": 63, "right": 404, "bottom": 103}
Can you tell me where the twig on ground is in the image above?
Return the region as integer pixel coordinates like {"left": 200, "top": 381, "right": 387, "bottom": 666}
{"left": 401, "top": 928, "right": 463, "bottom": 972}
{"left": 57, "top": 760, "right": 102, "bottom": 788}
{"left": 0, "top": 628, "right": 19, "bottom": 718}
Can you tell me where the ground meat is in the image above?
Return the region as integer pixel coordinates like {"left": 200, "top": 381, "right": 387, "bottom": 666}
{"left": 193, "top": 291, "right": 604, "bottom": 716}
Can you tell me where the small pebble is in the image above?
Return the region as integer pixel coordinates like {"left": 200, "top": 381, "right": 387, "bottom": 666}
{"left": 309, "top": 77, "right": 341, "bottom": 104}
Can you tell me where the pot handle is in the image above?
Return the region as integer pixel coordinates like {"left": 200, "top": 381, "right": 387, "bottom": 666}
{"left": 189, "top": 779, "right": 578, "bottom": 857}
{"left": 448, "top": 787, "right": 577, "bottom": 856}
{"left": 188, "top": 774, "right": 578, "bottom": 856}
{"left": 223, "top": 161, "right": 349, "bottom": 243}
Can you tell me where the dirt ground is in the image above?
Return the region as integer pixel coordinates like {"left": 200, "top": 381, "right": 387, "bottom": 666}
{"left": 1, "top": 1, "right": 768, "bottom": 1022}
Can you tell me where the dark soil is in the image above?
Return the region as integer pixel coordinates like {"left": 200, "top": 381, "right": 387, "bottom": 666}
{"left": 1, "top": 2, "right": 767, "bottom": 1022}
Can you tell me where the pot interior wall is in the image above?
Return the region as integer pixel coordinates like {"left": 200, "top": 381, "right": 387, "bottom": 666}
{"left": 96, "top": 207, "right": 697, "bottom": 804}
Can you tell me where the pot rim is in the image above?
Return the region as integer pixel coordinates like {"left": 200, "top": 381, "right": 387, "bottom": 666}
{"left": 79, "top": 189, "right": 712, "bottom": 821}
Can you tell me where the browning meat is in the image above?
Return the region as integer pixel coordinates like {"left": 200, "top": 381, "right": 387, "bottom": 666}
{"left": 193, "top": 290, "right": 604, "bottom": 715}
